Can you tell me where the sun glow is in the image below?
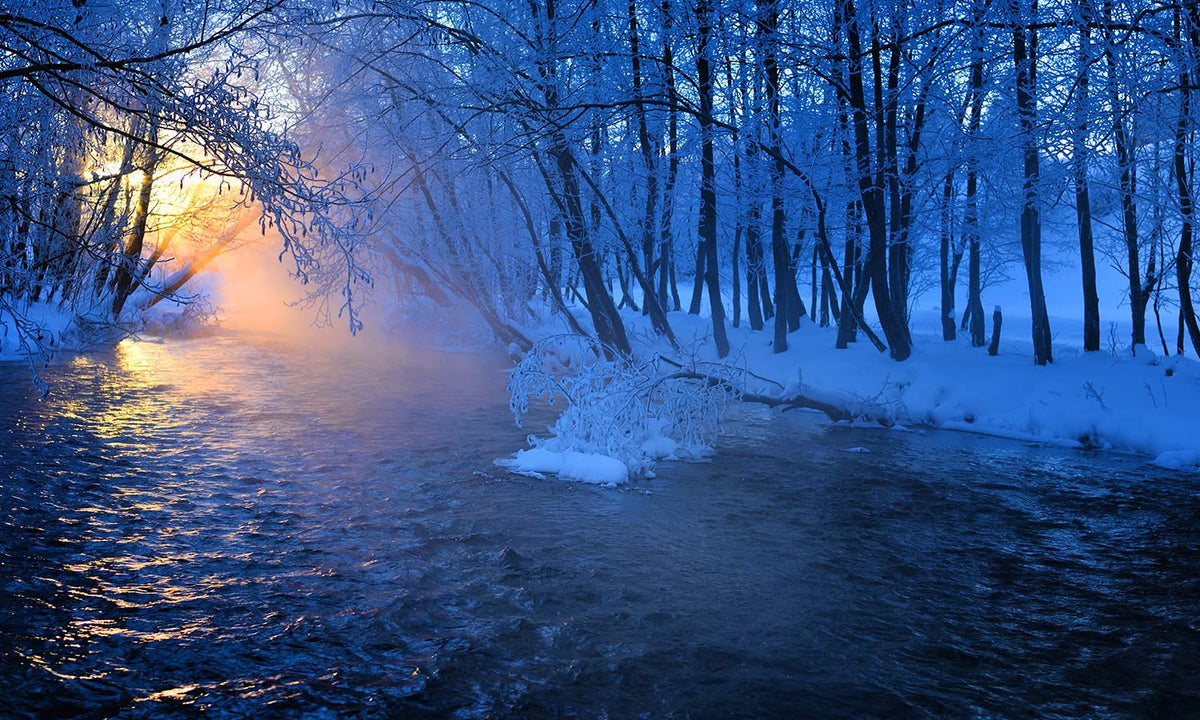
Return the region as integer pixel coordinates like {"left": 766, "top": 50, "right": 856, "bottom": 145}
{"left": 86, "top": 143, "right": 262, "bottom": 302}
{"left": 76, "top": 133, "right": 276, "bottom": 330}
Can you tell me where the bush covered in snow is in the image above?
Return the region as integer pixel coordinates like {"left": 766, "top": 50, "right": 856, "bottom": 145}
{"left": 503, "top": 335, "right": 741, "bottom": 481}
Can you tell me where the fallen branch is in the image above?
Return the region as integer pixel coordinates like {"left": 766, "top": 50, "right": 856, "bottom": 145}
{"left": 663, "top": 370, "right": 891, "bottom": 426}
{"left": 656, "top": 353, "right": 784, "bottom": 392}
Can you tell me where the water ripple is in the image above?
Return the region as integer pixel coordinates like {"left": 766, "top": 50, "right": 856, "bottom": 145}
{"left": 1, "top": 335, "right": 1198, "bottom": 718}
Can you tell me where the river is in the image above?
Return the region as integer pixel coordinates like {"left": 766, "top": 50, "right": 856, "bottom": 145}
{"left": 1, "top": 334, "right": 1197, "bottom": 719}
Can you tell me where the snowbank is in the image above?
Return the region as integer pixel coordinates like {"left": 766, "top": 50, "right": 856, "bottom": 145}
{"left": 1152, "top": 450, "right": 1200, "bottom": 472}
{"left": 0, "top": 295, "right": 220, "bottom": 367}
{"left": 496, "top": 447, "right": 630, "bottom": 486}
{"left": 0, "top": 301, "right": 76, "bottom": 363}
{"left": 675, "top": 309, "right": 1200, "bottom": 471}
{"left": 498, "top": 305, "right": 1200, "bottom": 483}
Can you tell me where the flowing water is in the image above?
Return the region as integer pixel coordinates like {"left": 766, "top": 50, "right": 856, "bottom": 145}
{"left": 1, "top": 334, "right": 1197, "bottom": 719}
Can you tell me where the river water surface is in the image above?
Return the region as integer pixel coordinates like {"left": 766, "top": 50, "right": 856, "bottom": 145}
{"left": 1, "top": 334, "right": 1198, "bottom": 719}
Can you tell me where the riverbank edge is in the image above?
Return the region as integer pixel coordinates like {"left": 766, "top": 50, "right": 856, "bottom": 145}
{"left": 502, "top": 306, "right": 1200, "bottom": 482}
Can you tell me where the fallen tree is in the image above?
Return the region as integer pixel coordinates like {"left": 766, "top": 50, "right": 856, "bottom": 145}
{"left": 504, "top": 334, "right": 895, "bottom": 482}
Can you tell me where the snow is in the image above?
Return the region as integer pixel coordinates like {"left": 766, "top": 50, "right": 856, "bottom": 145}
{"left": 703, "top": 309, "right": 1200, "bottom": 467}
{"left": 0, "top": 295, "right": 218, "bottom": 366}
{"left": 496, "top": 446, "right": 630, "bottom": 486}
{"left": 0, "top": 301, "right": 74, "bottom": 363}
{"left": 1151, "top": 450, "right": 1200, "bottom": 472}
{"left": 641, "top": 435, "right": 680, "bottom": 460}
{"left": 496, "top": 302, "right": 1200, "bottom": 482}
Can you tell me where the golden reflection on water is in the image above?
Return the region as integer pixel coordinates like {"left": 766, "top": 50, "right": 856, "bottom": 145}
{"left": 134, "top": 684, "right": 203, "bottom": 705}
{"left": 88, "top": 340, "right": 168, "bottom": 442}
{"left": 20, "top": 339, "right": 239, "bottom": 680}
{"left": 37, "top": 541, "right": 221, "bottom": 680}
{"left": 88, "top": 338, "right": 231, "bottom": 445}
{"left": 11, "top": 334, "right": 439, "bottom": 697}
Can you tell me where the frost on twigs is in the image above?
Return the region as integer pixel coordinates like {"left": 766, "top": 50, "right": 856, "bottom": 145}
{"left": 502, "top": 335, "right": 738, "bottom": 481}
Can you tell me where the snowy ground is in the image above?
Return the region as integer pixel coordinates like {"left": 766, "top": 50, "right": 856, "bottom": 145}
{"left": 0, "top": 292, "right": 212, "bottom": 367}
{"left": 705, "top": 311, "right": 1195, "bottom": 461}
{"left": 501, "top": 270, "right": 1200, "bottom": 485}
{"left": 0, "top": 301, "right": 77, "bottom": 364}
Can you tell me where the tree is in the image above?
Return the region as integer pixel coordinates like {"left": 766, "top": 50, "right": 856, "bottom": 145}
{"left": 0, "top": 1, "right": 371, "bottom": 351}
{"left": 1072, "top": 0, "right": 1101, "bottom": 352}
{"left": 1011, "top": 0, "right": 1052, "bottom": 365}
{"left": 839, "top": 0, "right": 912, "bottom": 361}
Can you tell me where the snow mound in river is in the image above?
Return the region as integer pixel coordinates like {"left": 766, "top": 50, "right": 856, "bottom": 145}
{"left": 497, "top": 447, "right": 629, "bottom": 486}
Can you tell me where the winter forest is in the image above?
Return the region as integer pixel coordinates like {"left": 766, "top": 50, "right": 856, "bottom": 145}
{"left": 2, "top": 1, "right": 1200, "bottom": 717}
{"left": 4, "top": 0, "right": 1200, "bottom": 350}
{"left": 7, "top": 0, "right": 1200, "bottom": 464}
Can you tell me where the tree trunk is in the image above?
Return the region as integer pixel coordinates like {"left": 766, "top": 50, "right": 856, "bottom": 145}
{"left": 628, "top": 0, "right": 664, "bottom": 324}
{"left": 1175, "top": 5, "right": 1200, "bottom": 356}
{"left": 696, "top": 0, "right": 729, "bottom": 357}
{"left": 112, "top": 124, "right": 159, "bottom": 319}
{"left": 964, "top": 21, "right": 987, "bottom": 347}
{"left": 940, "top": 168, "right": 957, "bottom": 341}
{"left": 554, "top": 145, "right": 631, "bottom": 356}
{"left": 533, "top": 0, "right": 629, "bottom": 355}
{"left": 832, "top": 12, "right": 861, "bottom": 350}
{"left": 836, "top": 202, "right": 862, "bottom": 348}
{"left": 688, "top": 233, "right": 705, "bottom": 314}
{"left": 1012, "top": 0, "right": 1052, "bottom": 364}
{"left": 1073, "top": 8, "right": 1101, "bottom": 351}
{"left": 660, "top": 2, "right": 682, "bottom": 312}
{"left": 762, "top": 0, "right": 800, "bottom": 353}
{"left": 841, "top": 0, "right": 910, "bottom": 360}
{"left": 729, "top": 58, "right": 743, "bottom": 329}
{"left": 1102, "top": 3, "right": 1147, "bottom": 348}
{"left": 746, "top": 199, "right": 765, "bottom": 331}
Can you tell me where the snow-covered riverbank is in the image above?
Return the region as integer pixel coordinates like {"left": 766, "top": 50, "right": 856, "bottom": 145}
{"left": 502, "top": 306, "right": 1200, "bottom": 484}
